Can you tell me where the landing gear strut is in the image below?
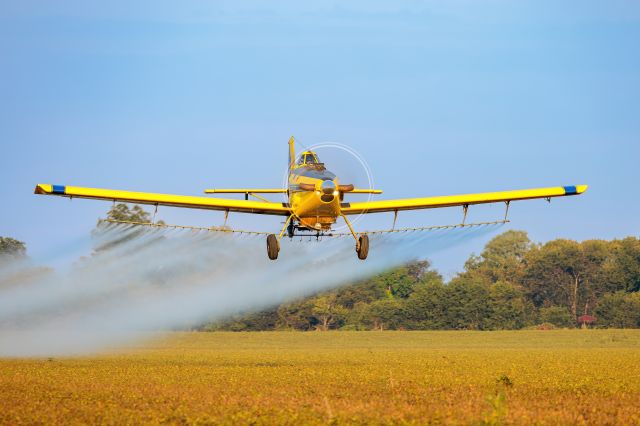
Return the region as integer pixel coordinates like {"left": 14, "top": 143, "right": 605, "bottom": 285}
{"left": 267, "top": 215, "right": 294, "bottom": 260}
{"left": 287, "top": 219, "right": 295, "bottom": 238}
{"left": 341, "top": 214, "right": 369, "bottom": 260}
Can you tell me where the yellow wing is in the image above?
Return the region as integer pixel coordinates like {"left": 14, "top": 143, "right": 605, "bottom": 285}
{"left": 340, "top": 185, "right": 588, "bottom": 215}
{"left": 34, "top": 184, "right": 291, "bottom": 216}
{"left": 203, "top": 189, "right": 287, "bottom": 194}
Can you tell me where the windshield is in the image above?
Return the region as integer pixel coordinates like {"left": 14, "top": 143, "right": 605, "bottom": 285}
{"left": 298, "top": 153, "right": 320, "bottom": 165}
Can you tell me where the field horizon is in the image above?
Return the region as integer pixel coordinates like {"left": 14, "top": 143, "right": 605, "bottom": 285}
{"left": 1, "top": 330, "right": 639, "bottom": 424}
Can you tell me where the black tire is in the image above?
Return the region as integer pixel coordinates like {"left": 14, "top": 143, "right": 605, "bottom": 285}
{"left": 357, "top": 234, "right": 369, "bottom": 260}
{"left": 267, "top": 234, "right": 279, "bottom": 260}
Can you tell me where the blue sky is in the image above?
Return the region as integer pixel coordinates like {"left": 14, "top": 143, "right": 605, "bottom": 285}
{"left": 1, "top": 1, "right": 639, "bottom": 277}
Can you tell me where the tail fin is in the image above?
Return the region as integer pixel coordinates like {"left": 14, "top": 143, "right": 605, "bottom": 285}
{"left": 288, "top": 136, "right": 295, "bottom": 169}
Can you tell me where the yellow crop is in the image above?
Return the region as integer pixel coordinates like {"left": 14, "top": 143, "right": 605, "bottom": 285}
{"left": 1, "top": 330, "right": 639, "bottom": 424}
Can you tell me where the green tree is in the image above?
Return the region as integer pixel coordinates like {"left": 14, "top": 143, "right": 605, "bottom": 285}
{"left": 522, "top": 239, "right": 605, "bottom": 320}
{"left": 105, "top": 203, "right": 152, "bottom": 223}
{"left": 579, "top": 239, "right": 613, "bottom": 315}
{"left": 311, "top": 294, "right": 348, "bottom": 331}
{"left": 594, "top": 292, "right": 640, "bottom": 328}
{"left": 342, "top": 301, "right": 370, "bottom": 330}
{"left": 539, "top": 306, "right": 574, "bottom": 328}
{"left": 277, "top": 299, "right": 315, "bottom": 330}
{"left": 404, "top": 279, "right": 448, "bottom": 329}
{"left": 335, "top": 277, "right": 388, "bottom": 308}
{"left": 0, "top": 237, "right": 26, "bottom": 260}
{"left": 603, "top": 238, "right": 640, "bottom": 293}
{"left": 369, "top": 260, "right": 441, "bottom": 299}
{"left": 362, "top": 298, "right": 403, "bottom": 330}
{"left": 93, "top": 204, "right": 165, "bottom": 252}
{"left": 204, "top": 309, "right": 279, "bottom": 331}
{"left": 443, "top": 276, "right": 491, "bottom": 330}
{"left": 484, "top": 281, "right": 530, "bottom": 330}
{"left": 465, "top": 230, "right": 533, "bottom": 283}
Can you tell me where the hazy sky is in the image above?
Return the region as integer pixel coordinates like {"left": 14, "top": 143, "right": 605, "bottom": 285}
{"left": 1, "top": 1, "right": 639, "bottom": 277}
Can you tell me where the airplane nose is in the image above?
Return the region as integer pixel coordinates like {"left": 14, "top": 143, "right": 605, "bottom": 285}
{"left": 321, "top": 180, "right": 336, "bottom": 195}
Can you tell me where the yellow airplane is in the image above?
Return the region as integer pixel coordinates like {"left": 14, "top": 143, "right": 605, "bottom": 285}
{"left": 34, "top": 137, "right": 587, "bottom": 260}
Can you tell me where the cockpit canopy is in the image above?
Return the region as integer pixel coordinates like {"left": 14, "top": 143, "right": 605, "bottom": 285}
{"left": 297, "top": 151, "right": 320, "bottom": 166}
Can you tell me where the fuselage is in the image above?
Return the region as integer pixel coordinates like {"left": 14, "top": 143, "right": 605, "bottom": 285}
{"left": 288, "top": 155, "right": 341, "bottom": 231}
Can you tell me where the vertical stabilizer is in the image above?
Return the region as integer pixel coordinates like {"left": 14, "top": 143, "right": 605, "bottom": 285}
{"left": 288, "top": 136, "right": 295, "bottom": 169}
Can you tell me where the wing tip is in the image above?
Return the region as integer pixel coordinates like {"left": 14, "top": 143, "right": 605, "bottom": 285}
{"left": 34, "top": 184, "right": 52, "bottom": 194}
{"left": 564, "top": 184, "right": 588, "bottom": 195}
{"left": 577, "top": 184, "right": 588, "bottom": 194}
{"left": 34, "top": 184, "right": 66, "bottom": 195}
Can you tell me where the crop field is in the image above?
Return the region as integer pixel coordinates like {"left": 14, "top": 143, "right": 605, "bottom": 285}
{"left": 1, "top": 330, "right": 640, "bottom": 425}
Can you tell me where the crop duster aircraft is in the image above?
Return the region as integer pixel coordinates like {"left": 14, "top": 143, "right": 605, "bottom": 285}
{"left": 34, "top": 137, "right": 587, "bottom": 260}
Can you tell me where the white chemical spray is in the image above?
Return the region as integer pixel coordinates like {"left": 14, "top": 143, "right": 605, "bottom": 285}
{"left": 0, "top": 223, "right": 501, "bottom": 356}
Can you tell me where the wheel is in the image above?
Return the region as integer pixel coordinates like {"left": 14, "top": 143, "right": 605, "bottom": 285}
{"left": 267, "top": 234, "right": 279, "bottom": 260}
{"left": 356, "top": 234, "right": 369, "bottom": 260}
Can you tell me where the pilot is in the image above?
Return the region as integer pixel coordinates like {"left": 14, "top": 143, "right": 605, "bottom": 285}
{"left": 298, "top": 152, "right": 319, "bottom": 165}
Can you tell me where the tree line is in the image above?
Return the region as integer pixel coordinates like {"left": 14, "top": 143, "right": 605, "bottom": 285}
{"left": 2, "top": 204, "right": 639, "bottom": 330}
{"left": 204, "top": 230, "right": 640, "bottom": 331}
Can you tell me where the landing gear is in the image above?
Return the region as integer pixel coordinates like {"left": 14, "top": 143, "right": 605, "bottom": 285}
{"left": 287, "top": 219, "right": 295, "bottom": 238}
{"left": 266, "top": 234, "right": 279, "bottom": 260}
{"left": 340, "top": 214, "right": 369, "bottom": 260}
{"left": 268, "top": 214, "right": 370, "bottom": 260}
{"left": 267, "top": 215, "right": 295, "bottom": 260}
{"left": 357, "top": 234, "right": 369, "bottom": 260}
